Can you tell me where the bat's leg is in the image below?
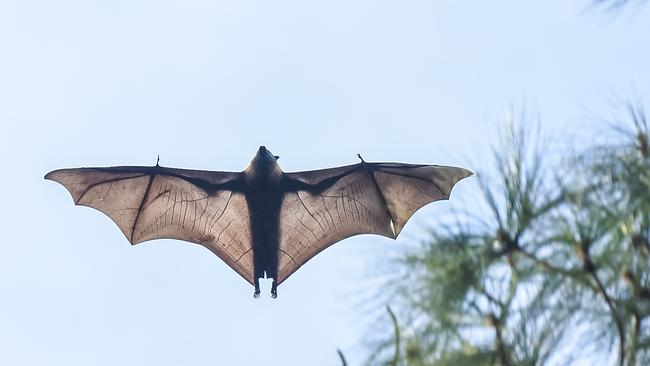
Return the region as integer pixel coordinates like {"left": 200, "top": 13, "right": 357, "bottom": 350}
{"left": 270, "top": 280, "right": 278, "bottom": 299}
{"left": 253, "top": 277, "right": 261, "bottom": 299}
{"left": 268, "top": 260, "right": 279, "bottom": 299}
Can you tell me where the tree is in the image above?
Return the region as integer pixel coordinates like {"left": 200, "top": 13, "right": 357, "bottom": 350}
{"left": 366, "top": 106, "right": 650, "bottom": 366}
{"left": 592, "top": 0, "right": 647, "bottom": 12}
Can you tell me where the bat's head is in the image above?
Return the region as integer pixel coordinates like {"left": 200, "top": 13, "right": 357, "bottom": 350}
{"left": 257, "top": 145, "right": 280, "bottom": 161}
{"left": 245, "top": 146, "right": 282, "bottom": 182}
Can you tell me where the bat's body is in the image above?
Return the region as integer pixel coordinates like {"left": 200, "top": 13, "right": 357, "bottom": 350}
{"left": 46, "top": 147, "right": 471, "bottom": 298}
{"left": 245, "top": 148, "right": 284, "bottom": 297}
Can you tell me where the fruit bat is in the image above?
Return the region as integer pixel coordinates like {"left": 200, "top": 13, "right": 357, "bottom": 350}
{"left": 45, "top": 146, "right": 471, "bottom": 298}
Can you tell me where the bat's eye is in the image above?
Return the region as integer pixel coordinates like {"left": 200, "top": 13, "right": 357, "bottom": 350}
{"left": 275, "top": 155, "right": 280, "bottom": 160}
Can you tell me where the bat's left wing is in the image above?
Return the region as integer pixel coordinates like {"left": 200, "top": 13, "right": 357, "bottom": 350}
{"left": 277, "top": 162, "right": 472, "bottom": 284}
{"left": 45, "top": 165, "right": 255, "bottom": 284}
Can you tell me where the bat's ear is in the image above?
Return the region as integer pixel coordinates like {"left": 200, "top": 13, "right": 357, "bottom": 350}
{"left": 275, "top": 155, "right": 280, "bottom": 160}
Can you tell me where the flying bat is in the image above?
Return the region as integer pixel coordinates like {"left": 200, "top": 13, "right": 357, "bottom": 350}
{"left": 45, "top": 146, "right": 471, "bottom": 298}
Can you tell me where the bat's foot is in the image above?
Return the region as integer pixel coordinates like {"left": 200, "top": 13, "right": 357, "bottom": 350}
{"left": 254, "top": 278, "right": 261, "bottom": 299}
{"left": 271, "top": 281, "right": 278, "bottom": 299}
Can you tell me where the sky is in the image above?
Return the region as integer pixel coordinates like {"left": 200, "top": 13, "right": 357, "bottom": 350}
{"left": 1, "top": 1, "right": 649, "bottom": 365}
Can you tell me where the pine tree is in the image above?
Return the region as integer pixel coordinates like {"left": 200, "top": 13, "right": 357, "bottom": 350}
{"left": 367, "top": 106, "right": 650, "bottom": 366}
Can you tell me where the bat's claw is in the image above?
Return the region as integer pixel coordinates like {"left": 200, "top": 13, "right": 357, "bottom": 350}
{"left": 253, "top": 291, "right": 260, "bottom": 299}
{"left": 271, "top": 281, "right": 278, "bottom": 299}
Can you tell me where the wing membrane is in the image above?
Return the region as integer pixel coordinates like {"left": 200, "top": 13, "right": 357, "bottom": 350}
{"left": 45, "top": 166, "right": 254, "bottom": 283}
{"left": 277, "top": 163, "right": 471, "bottom": 283}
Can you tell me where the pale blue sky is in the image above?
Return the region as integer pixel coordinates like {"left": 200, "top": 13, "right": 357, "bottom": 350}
{"left": 1, "top": 1, "right": 649, "bottom": 365}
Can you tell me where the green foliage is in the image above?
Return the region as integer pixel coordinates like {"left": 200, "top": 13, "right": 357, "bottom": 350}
{"left": 369, "top": 106, "right": 650, "bottom": 366}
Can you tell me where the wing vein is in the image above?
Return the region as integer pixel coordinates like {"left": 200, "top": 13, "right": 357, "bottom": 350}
{"left": 295, "top": 192, "right": 326, "bottom": 235}
{"left": 210, "top": 192, "right": 233, "bottom": 232}
{"left": 366, "top": 170, "right": 394, "bottom": 226}
{"left": 378, "top": 170, "right": 448, "bottom": 199}
{"left": 130, "top": 175, "right": 155, "bottom": 243}
{"left": 279, "top": 248, "right": 296, "bottom": 263}
{"left": 76, "top": 174, "right": 148, "bottom": 204}
{"left": 235, "top": 247, "right": 253, "bottom": 262}
{"left": 296, "top": 216, "right": 319, "bottom": 240}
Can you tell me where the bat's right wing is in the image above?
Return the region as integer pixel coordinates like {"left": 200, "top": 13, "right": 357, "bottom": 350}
{"left": 276, "top": 162, "right": 472, "bottom": 284}
{"left": 45, "top": 166, "right": 255, "bottom": 284}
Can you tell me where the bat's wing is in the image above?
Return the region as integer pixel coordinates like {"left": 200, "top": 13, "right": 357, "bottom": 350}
{"left": 277, "top": 162, "right": 472, "bottom": 284}
{"left": 45, "top": 166, "right": 255, "bottom": 284}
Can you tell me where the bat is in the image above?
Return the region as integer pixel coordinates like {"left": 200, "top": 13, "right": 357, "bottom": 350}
{"left": 45, "top": 146, "right": 471, "bottom": 298}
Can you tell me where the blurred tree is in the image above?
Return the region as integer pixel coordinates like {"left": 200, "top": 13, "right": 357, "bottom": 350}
{"left": 365, "top": 106, "right": 650, "bottom": 366}
{"left": 592, "top": 0, "right": 647, "bottom": 11}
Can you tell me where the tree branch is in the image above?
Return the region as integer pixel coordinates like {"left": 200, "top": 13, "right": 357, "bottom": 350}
{"left": 387, "top": 306, "right": 401, "bottom": 366}
{"left": 491, "top": 315, "right": 512, "bottom": 366}
{"left": 589, "top": 269, "right": 626, "bottom": 366}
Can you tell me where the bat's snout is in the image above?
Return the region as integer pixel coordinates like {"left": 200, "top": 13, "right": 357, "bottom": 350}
{"left": 256, "top": 146, "right": 278, "bottom": 162}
